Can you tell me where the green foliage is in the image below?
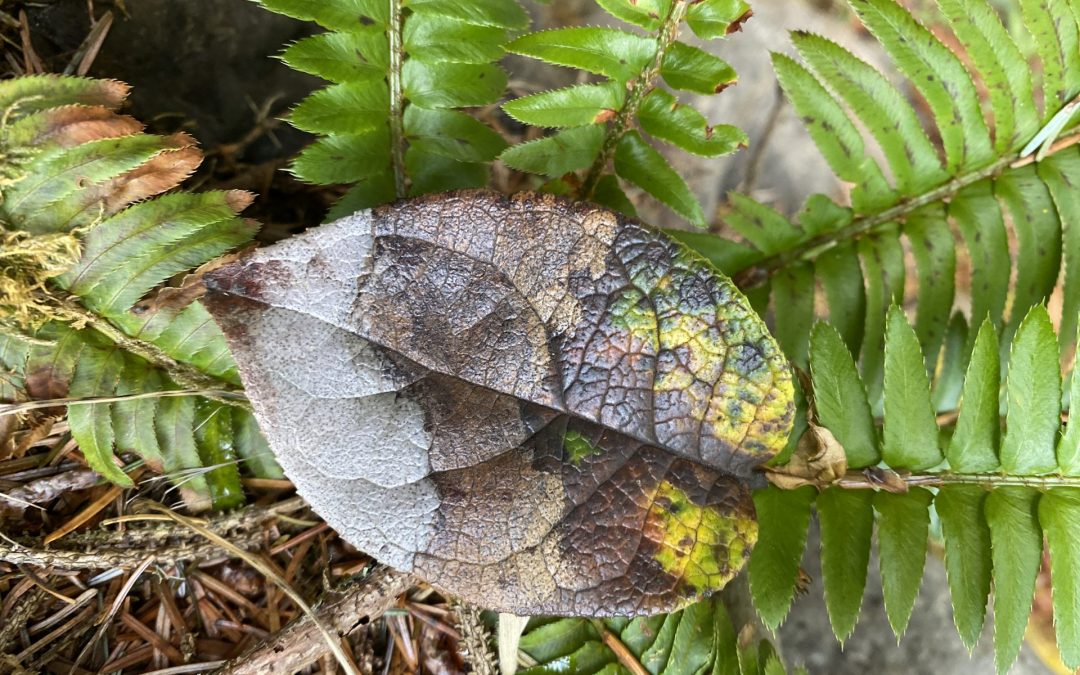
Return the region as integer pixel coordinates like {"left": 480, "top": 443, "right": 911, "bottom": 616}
{"left": 1001, "top": 306, "right": 1061, "bottom": 474}
{"left": 504, "top": 82, "right": 625, "bottom": 128}
{"left": 881, "top": 307, "right": 941, "bottom": 471}
{"left": 499, "top": 125, "right": 605, "bottom": 177}
{"left": 260, "top": 0, "right": 521, "bottom": 209}
{"left": 947, "top": 320, "right": 1001, "bottom": 473}
{"left": 656, "top": 6, "right": 1080, "bottom": 663}
{"left": 0, "top": 75, "right": 281, "bottom": 510}
{"left": 1040, "top": 489, "right": 1080, "bottom": 669}
{"left": 808, "top": 323, "right": 877, "bottom": 468}
{"left": 752, "top": 309, "right": 1080, "bottom": 673}
{"left": 935, "top": 486, "right": 993, "bottom": 651}
{"left": 224, "top": 0, "right": 1080, "bottom": 670}
{"left": 747, "top": 486, "right": 815, "bottom": 630}
{"left": 678, "top": 0, "right": 1080, "bottom": 416}
{"left": 874, "top": 488, "right": 933, "bottom": 638}
{"left": 517, "top": 597, "right": 801, "bottom": 675}
{"left": 985, "top": 487, "right": 1043, "bottom": 673}
{"left": 501, "top": 0, "right": 750, "bottom": 225}
{"left": 816, "top": 487, "right": 873, "bottom": 643}
{"left": 614, "top": 130, "right": 704, "bottom": 224}
{"left": 11, "top": 1, "right": 1080, "bottom": 671}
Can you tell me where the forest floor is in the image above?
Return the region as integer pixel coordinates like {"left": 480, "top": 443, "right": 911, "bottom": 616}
{"left": 0, "top": 0, "right": 1066, "bottom": 673}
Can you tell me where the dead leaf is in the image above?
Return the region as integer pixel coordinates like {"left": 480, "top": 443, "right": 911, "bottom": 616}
{"left": 205, "top": 190, "right": 795, "bottom": 616}
{"left": 20, "top": 106, "right": 144, "bottom": 148}
{"left": 84, "top": 132, "right": 203, "bottom": 217}
{"left": 0, "top": 467, "right": 99, "bottom": 518}
{"left": 853, "top": 466, "right": 908, "bottom": 493}
{"left": 765, "top": 422, "right": 847, "bottom": 490}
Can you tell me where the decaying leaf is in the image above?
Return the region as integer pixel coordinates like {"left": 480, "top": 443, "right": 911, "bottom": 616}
{"left": 764, "top": 422, "right": 847, "bottom": 490}
{"left": 204, "top": 190, "right": 794, "bottom": 616}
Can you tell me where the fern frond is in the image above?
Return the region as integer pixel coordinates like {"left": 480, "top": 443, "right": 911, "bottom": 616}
{"left": 501, "top": 0, "right": 750, "bottom": 225}
{"left": 756, "top": 307, "right": 1080, "bottom": 674}
{"left": 0, "top": 75, "right": 282, "bottom": 510}
{"left": 676, "top": 0, "right": 1080, "bottom": 420}
{"left": 258, "top": 0, "right": 519, "bottom": 210}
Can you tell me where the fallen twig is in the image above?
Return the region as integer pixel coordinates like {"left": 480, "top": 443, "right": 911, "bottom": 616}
{"left": 592, "top": 619, "right": 650, "bottom": 675}
{"left": 212, "top": 566, "right": 414, "bottom": 675}
{"left": 0, "top": 496, "right": 308, "bottom": 569}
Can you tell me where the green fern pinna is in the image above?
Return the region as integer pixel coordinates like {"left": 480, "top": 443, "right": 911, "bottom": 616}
{"left": 0, "top": 76, "right": 282, "bottom": 511}
{"left": 6, "top": 0, "right": 1080, "bottom": 671}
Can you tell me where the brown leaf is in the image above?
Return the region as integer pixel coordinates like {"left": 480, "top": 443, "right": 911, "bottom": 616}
{"left": 20, "top": 105, "right": 144, "bottom": 148}
{"left": 727, "top": 8, "right": 754, "bottom": 34}
{"left": 593, "top": 108, "right": 617, "bottom": 124}
{"left": 96, "top": 133, "right": 203, "bottom": 214}
{"left": 0, "top": 414, "right": 16, "bottom": 461}
{"left": 765, "top": 422, "right": 847, "bottom": 490}
{"left": 0, "top": 467, "right": 99, "bottom": 518}
{"left": 205, "top": 191, "right": 795, "bottom": 616}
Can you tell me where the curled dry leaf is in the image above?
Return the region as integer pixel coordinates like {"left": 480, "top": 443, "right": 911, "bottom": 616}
{"left": 204, "top": 190, "right": 794, "bottom": 616}
{"left": 764, "top": 422, "right": 848, "bottom": 490}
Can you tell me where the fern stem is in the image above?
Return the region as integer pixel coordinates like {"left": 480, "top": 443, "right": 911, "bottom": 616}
{"left": 836, "top": 469, "right": 1080, "bottom": 490}
{"left": 736, "top": 127, "right": 1080, "bottom": 287}
{"left": 387, "top": 0, "right": 407, "bottom": 199}
{"left": 454, "top": 601, "right": 497, "bottom": 674}
{"left": 58, "top": 299, "right": 249, "bottom": 410}
{"left": 579, "top": 0, "right": 691, "bottom": 199}
{"left": 590, "top": 620, "right": 649, "bottom": 675}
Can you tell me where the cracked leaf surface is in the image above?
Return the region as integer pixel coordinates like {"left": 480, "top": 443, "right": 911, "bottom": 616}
{"left": 204, "top": 190, "right": 793, "bottom": 615}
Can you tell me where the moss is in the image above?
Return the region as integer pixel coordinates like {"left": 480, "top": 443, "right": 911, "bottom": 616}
{"left": 0, "top": 227, "right": 82, "bottom": 328}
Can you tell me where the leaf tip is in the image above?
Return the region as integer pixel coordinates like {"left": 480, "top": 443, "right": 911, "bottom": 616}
{"left": 726, "top": 9, "right": 754, "bottom": 34}
{"left": 225, "top": 190, "right": 257, "bottom": 213}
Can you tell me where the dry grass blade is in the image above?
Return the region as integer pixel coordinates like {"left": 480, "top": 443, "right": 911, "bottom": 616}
{"left": 0, "top": 389, "right": 247, "bottom": 418}
{"left": 142, "top": 501, "right": 361, "bottom": 675}
{"left": 15, "top": 603, "right": 95, "bottom": 665}
{"left": 268, "top": 521, "right": 329, "bottom": 555}
{"left": 69, "top": 10, "right": 114, "bottom": 76}
{"left": 119, "top": 611, "right": 186, "bottom": 664}
{"left": 388, "top": 612, "right": 418, "bottom": 669}
{"left": 142, "top": 663, "right": 227, "bottom": 675}
{"left": 0, "top": 496, "right": 307, "bottom": 570}
{"left": 17, "top": 9, "right": 42, "bottom": 74}
{"left": 43, "top": 484, "right": 122, "bottom": 545}
{"left": 19, "top": 565, "right": 76, "bottom": 605}
{"left": 27, "top": 588, "right": 96, "bottom": 634}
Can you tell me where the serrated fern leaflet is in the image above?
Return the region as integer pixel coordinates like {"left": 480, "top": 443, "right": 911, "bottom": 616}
{"left": 0, "top": 75, "right": 282, "bottom": 510}
{"left": 259, "top": 0, "right": 522, "bottom": 215}
{"left": 500, "top": 0, "right": 751, "bottom": 226}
